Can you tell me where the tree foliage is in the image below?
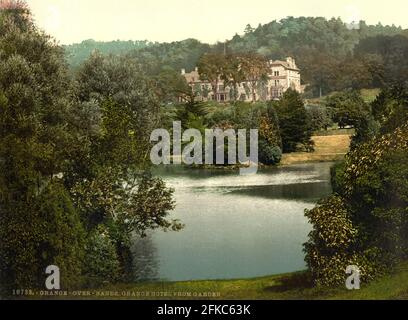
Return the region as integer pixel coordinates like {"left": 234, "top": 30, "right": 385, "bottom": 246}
{"left": 305, "top": 86, "right": 408, "bottom": 287}
{"left": 0, "top": 4, "right": 86, "bottom": 290}
{"left": 306, "top": 104, "right": 333, "bottom": 131}
{"left": 272, "top": 89, "right": 314, "bottom": 152}
{"left": 64, "top": 17, "right": 407, "bottom": 97}
{"left": 73, "top": 53, "right": 182, "bottom": 277}
{"left": 0, "top": 3, "right": 180, "bottom": 291}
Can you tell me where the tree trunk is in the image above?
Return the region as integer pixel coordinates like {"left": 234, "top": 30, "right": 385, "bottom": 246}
{"left": 213, "top": 80, "right": 218, "bottom": 101}
{"left": 251, "top": 81, "right": 257, "bottom": 102}
{"left": 233, "top": 82, "right": 238, "bottom": 101}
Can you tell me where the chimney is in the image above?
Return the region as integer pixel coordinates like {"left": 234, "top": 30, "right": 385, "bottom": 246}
{"left": 181, "top": 69, "right": 186, "bottom": 75}
{"left": 195, "top": 67, "right": 199, "bottom": 72}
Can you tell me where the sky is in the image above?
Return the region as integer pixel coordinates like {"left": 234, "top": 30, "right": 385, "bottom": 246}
{"left": 26, "top": 0, "right": 407, "bottom": 45}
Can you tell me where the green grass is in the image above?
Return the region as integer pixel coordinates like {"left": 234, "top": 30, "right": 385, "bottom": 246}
{"left": 313, "top": 128, "right": 355, "bottom": 136}
{"left": 360, "top": 88, "right": 381, "bottom": 103}
{"left": 100, "top": 262, "right": 408, "bottom": 300}
{"left": 306, "top": 88, "right": 381, "bottom": 105}
{"left": 281, "top": 134, "right": 351, "bottom": 165}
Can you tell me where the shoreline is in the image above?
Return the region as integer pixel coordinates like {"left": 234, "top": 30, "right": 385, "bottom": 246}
{"left": 171, "top": 134, "right": 351, "bottom": 170}
{"left": 95, "top": 261, "right": 408, "bottom": 300}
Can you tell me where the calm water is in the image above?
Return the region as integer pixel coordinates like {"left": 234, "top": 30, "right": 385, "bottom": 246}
{"left": 131, "top": 162, "right": 334, "bottom": 282}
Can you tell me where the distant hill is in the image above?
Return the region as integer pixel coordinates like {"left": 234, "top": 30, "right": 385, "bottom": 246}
{"left": 63, "top": 17, "right": 408, "bottom": 96}
{"left": 63, "top": 39, "right": 153, "bottom": 67}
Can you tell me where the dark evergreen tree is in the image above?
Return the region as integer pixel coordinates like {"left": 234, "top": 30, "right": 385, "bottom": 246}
{"left": 0, "top": 1, "right": 86, "bottom": 291}
{"left": 272, "top": 89, "right": 313, "bottom": 153}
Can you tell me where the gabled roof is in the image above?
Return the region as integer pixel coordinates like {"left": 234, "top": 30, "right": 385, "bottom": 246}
{"left": 270, "top": 60, "right": 300, "bottom": 71}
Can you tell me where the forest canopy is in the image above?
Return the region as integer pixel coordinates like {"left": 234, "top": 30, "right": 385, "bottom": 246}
{"left": 64, "top": 17, "right": 408, "bottom": 96}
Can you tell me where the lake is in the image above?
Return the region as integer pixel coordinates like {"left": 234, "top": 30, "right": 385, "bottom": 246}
{"left": 131, "top": 162, "right": 334, "bottom": 282}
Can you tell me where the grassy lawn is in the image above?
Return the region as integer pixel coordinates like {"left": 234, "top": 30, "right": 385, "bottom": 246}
{"left": 281, "top": 134, "right": 351, "bottom": 165}
{"left": 360, "top": 88, "right": 381, "bottom": 103}
{"left": 282, "top": 87, "right": 381, "bottom": 166}
{"left": 101, "top": 262, "right": 408, "bottom": 300}
{"left": 306, "top": 88, "right": 381, "bottom": 105}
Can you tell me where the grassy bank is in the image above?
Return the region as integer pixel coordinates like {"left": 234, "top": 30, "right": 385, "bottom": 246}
{"left": 281, "top": 134, "right": 352, "bottom": 165}
{"left": 101, "top": 262, "right": 408, "bottom": 300}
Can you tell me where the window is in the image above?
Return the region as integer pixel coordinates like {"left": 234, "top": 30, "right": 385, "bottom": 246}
{"left": 271, "top": 88, "right": 279, "bottom": 99}
{"left": 274, "top": 71, "right": 280, "bottom": 76}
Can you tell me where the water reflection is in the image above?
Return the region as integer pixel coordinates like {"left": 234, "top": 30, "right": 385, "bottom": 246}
{"left": 131, "top": 162, "right": 334, "bottom": 282}
{"left": 131, "top": 235, "right": 159, "bottom": 281}
{"left": 229, "top": 181, "right": 331, "bottom": 203}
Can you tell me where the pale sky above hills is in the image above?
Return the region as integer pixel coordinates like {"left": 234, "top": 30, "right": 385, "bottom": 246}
{"left": 26, "top": 0, "right": 407, "bottom": 45}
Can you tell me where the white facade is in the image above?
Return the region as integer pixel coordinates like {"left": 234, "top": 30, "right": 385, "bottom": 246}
{"left": 182, "top": 57, "right": 304, "bottom": 102}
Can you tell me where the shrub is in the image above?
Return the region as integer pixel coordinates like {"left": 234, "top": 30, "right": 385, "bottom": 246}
{"left": 83, "top": 227, "right": 121, "bottom": 286}
{"left": 304, "top": 195, "right": 384, "bottom": 286}
{"left": 0, "top": 183, "right": 86, "bottom": 291}
{"left": 305, "top": 121, "right": 408, "bottom": 287}
{"left": 259, "top": 140, "right": 282, "bottom": 165}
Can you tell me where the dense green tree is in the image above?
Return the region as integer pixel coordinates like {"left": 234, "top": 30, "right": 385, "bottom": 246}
{"left": 324, "top": 90, "right": 380, "bottom": 147}
{"left": 305, "top": 130, "right": 408, "bottom": 287}
{"left": 76, "top": 52, "right": 161, "bottom": 166}
{"left": 189, "top": 101, "right": 282, "bottom": 165}
{"left": 324, "top": 90, "right": 369, "bottom": 128}
{"left": 355, "top": 35, "right": 408, "bottom": 86}
{"left": 83, "top": 226, "right": 121, "bottom": 286}
{"left": 306, "top": 105, "right": 333, "bottom": 131}
{"left": 238, "top": 53, "right": 269, "bottom": 102}
{"left": 64, "top": 39, "right": 152, "bottom": 68}
{"left": 259, "top": 105, "right": 282, "bottom": 148}
{"left": 130, "top": 38, "right": 211, "bottom": 76}
{"left": 197, "top": 53, "right": 228, "bottom": 100}
{"left": 371, "top": 85, "right": 408, "bottom": 134}
{"left": 305, "top": 87, "right": 408, "bottom": 287}
{"left": 223, "top": 54, "right": 245, "bottom": 101}
{"left": 0, "top": 1, "right": 185, "bottom": 291}
{"left": 176, "top": 94, "right": 208, "bottom": 130}
{"left": 154, "top": 67, "right": 190, "bottom": 103}
{"left": 73, "top": 53, "right": 182, "bottom": 277}
{"left": 272, "top": 89, "right": 313, "bottom": 152}
{"left": 258, "top": 104, "right": 282, "bottom": 165}
{"left": 0, "top": 2, "right": 86, "bottom": 290}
